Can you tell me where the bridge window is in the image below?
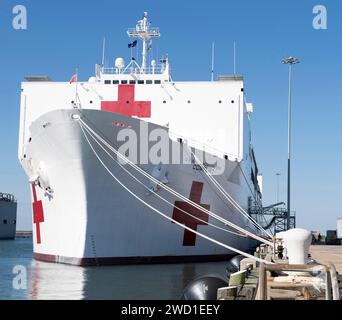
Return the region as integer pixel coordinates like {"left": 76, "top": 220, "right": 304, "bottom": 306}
{"left": 154, "top": 80, "right": 161, "bottom": 84}
{"left": 113, "top": 80, "right": 119, "bottom": 84}
{"left": 146, "top": 80, "right": 153, "bottom": 84}
{"left": 104, "top": 80, "right": 111, "bottom": 84}
{"left": 121, "top": 80, "right": 128, "bottom": 84}
{"left": 129, "top": 80, "right": 136, "bottom": 84}
{"left": 138, "top": 80, "right": 144, "bottom": 84}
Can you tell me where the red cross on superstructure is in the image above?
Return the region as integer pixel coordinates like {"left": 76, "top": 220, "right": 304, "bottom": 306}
{"left": 31, "top": 184, "right": 44, "bottom": 244}
{"left": 101, "top": 84, "right": 151, "bottom": 118}
{"left": 172, "top": 181, "right": 210, "bottom": 246}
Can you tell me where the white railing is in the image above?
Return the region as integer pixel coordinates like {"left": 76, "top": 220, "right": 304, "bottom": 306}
{"left": 102, "top": 65, "right": 164, "bottom": 75}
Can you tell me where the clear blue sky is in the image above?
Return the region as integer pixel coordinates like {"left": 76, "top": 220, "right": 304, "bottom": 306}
{"left": 0, "top": 0, "right": 341, "bottom": 232}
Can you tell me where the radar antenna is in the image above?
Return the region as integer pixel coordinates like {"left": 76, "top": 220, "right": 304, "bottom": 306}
{"left": 127, "top": 12, "right": 160, "bottom": 73}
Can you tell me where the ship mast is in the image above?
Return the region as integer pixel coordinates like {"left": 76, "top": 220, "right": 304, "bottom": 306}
{"left": 127, "top": 12, "right": 160, "bottom": 73}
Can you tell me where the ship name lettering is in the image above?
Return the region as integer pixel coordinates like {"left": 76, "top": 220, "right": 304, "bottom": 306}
{"left": 192, "top": 160, "right": 216, "bottom": 171}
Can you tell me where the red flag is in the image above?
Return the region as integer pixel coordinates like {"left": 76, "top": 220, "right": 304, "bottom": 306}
{"left": 69, "top": 74, "right": 78, "bottom": 84}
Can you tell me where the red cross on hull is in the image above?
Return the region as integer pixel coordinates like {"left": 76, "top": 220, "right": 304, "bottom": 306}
{"left": 32, "top": 184, "right": 45, "bottom": 244}
{"left": 172, "top": 181, "right": 210, "bottom": 246}
{"left": 101, "top": 84, "right": 151, "bottom": 118}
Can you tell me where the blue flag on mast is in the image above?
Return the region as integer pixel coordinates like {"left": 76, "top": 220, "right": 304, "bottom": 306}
{"left": 128, "top": 40, "right": 137, "bottom": 48}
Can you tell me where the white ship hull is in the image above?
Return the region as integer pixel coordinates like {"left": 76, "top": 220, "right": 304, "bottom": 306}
{"left": 22, "top": 109, "right": 257, "bottom": 265}
{"left": 18, "top": 13, "right": 265, "bottom": 265}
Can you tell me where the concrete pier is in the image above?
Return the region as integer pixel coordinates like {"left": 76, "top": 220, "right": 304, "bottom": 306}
{"left": 310, "top": 245, "right": 342, "bottom": 273}
{"left": 15, "top": 230, "right": 32, "bottom": 238}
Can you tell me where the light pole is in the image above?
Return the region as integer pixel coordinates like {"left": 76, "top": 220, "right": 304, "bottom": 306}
{"left": 282, "top": 56, "right": 300, "bottom": 230}
{"left": 276, "top": 173, "right": 281, "bottom": 203}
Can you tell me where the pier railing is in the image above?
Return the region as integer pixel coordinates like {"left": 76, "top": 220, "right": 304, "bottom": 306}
{"left": 258, "top": 262, "right": 340, "bottom": 300}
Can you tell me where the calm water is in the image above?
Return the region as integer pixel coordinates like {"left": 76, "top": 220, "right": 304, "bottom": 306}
{"left": 0, "top": 238, "right": 228, "bottom": 300}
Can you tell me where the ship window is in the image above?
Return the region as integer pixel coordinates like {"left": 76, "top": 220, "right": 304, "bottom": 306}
{"left": 3, "top": 219, "right": 7, "bottom": 225}
{"left": 248, "top": 196, "right": 252, "bottom": 215}
{"left": 163, "top": 100, "right": 166, "bottom": 104}
{"left": 90, "top": 101, "right": 93, "bottom": 104}
{"left": 13, "top": 220, "right": 16, "bottom": 224}
{"left": 187, "top": 100, "right": 191, "bottom": 104}
{"left": 138, "top": 80, "right": 144, "bottom": 84}
{"left": 219, "top": 100, "right": 222, "bottom": 104}
{"left": 154, "top": 80, "right": 161, "bottom": 84}
{"left": 231, "top": 100, "right": 235, "bottom": 104}
{"left": 146, "top": 80, "right": 153, "bottom": 84}
{"left": 113, "top": 80, "right": 119, "bottom": 84}
{"left": 121, "top": 80, "right": 128, "bottom": 84}
{"left": 129, "top": 80, "right": 136, "bottom": 84}
{"left": 241, "top": 88, "right": 244, "bottom": 92}
{"left": 104, "top": 80, "right": 111, "bottom": 84}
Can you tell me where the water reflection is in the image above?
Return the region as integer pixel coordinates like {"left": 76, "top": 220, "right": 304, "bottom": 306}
{"left": 29, "top": 260, "right": 87, "bottom": 300}
{"left": 1, "top": 239, "right": 228, "bottom": 300}
{"left": 28, "top": 260, "right": 227, "bottom": 300}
